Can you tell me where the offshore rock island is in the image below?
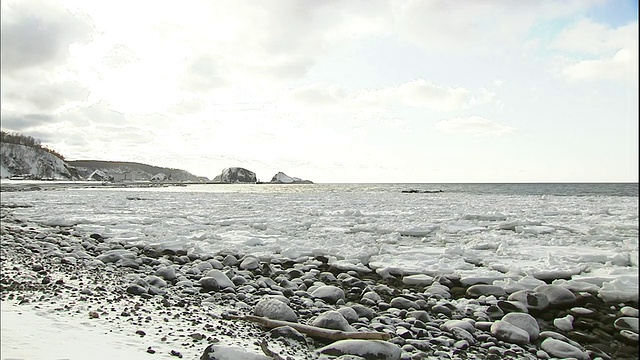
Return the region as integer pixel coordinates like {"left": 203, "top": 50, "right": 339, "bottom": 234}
{"left": 211, "top": 168, "right": 313, "bottom": 184}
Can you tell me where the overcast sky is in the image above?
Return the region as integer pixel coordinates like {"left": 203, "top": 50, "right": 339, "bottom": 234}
{"left": 1, "top": 0, "right": 638, "bottom": 183}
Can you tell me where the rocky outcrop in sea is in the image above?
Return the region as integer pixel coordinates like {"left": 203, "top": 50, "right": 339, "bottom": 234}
{"left": 269, "top": 172, "right": 313, "bottom": 184}
{"left": 1, "top": 207, "right": 638, "bottom": 360}
{"left": 212, "top": 167, "right": 257, "bottom": 184}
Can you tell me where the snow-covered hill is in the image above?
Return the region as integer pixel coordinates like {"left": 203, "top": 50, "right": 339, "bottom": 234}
{"left": 68, "top": 160, "right": 209, "bottom": 182}
{"left": 0, "top": 143, "right": 208, "bottom": 182}
{"left": 0, "top": 143, "right": 79, "bottom": 180}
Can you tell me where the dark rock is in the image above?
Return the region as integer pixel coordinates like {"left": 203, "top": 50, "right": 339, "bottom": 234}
{"left": 351, "top": 304, "right": 375, "bottom": 320}
{"left": 126, "top": 284, "right": 148, "bottom": 295}
{"left": 312, "top": 311, "right": 354, "bottom": 331}
{"left": 254, "top": 298, "right": 298, "bottom": 322}
{"left": 270, "top": 325, "right": 306, "bottom": 343}
{"left": 199, "top": 277, "right": 220, "bottom": 292}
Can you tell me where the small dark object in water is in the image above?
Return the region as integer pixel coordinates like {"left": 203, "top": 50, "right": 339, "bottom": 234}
{"left": 401, "top": 189, "right": 443, "bottom": 194}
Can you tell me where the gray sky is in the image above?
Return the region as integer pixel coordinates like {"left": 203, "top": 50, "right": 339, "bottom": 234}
{"left": 1, "top": 0, "right": 638, "bottom": 182}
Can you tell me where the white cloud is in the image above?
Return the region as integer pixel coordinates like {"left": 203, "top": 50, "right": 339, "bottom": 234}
{"left": 435, "top": 116, "right": 515, "bottom": 136}
{"left": 551, "top": 20, "right": 638, "bottom": 82}
{"left": 0, "top": 0, "right": 94, "bottom": 74}
{"left": 562, "top": 47, "right": 639, "bottom": 82}
{"left": 389, "top": 0, "right": 605, "bottom": 55}
{"left": 280, "top": 79, "right": 496, "bottom": 113}
{"left": 551, "top": 19, "right": 637, "bottom": 55}
{"left": 358, "top": 79, "right": 495, "bottom": 111}
{"left": 287, "top": 84, "right": 349, "bottom": 107}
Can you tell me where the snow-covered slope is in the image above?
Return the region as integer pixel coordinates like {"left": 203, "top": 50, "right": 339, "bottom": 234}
{"left": 67, "top": 160, "right": 209, "bottom": 182}
{"left": 269, "top": 171, "right": 313, "bottom": 184}
{"left": 0, "top": 143, "right": 78, "bottom": 180}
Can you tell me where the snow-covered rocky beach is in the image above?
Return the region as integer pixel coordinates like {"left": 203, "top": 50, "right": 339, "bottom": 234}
{"left": 1, "top": 182, "right": 638, "bottom": 359}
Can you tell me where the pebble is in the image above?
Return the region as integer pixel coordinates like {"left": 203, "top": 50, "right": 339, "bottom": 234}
{"left": 496, "top": 300, "right": 528, "bottom": 314}
{"left": 269, "top": 325, "right": 306, "bottom": 343}
{"left": 424, "top": 284, "right": 451, "bottom": 298}
{"left": 205, "top": 269, "right": 236, "bottom": 289}
{"left": 507, "top": 290, "right": 549, "bottom": 312}
{"left": 540, "top": 338, "right": 589, "bottom": 360}
{"left": 402, "top": 274, "right": 434, "bottom": 286}
{"left": 466, "top": 284, "right": 507, "bottom": 298}
{"left": 254, "top": 298, "right": 298, "bottom": 322}
{"left": 239, "top": 257, "right": 260, "bottom": 270}
{"left": 311, "top": 285, "right": 345, "bottom": 304}
{"left": 337, "top": 306, "right": 359, "bottom": 323}
{"left": 501, "top": 312, "right": 540, "bottom": 340}
{"left": 490, "top": 321, "right": 530, "bottom": 345}
{"left": 312, "top": 310, "right": 355, "bottom": 331}
{"left": 351, "top": 304, "right": 375, "bottom": 320}
{"left": 568, "top": 306, "right": 596, "bottom": 318}
{"left": 317, "top": 339, "right": 402, "bottom": 360}
{"left": 431, "top": 304, "right": 452, "bottom": 316}
{"left": 450, "top": 327, "right": 476, "bottom": 345}
{"left": 390, "top": 297, "right": 419, "bottom": 310}
{"left": 553, "top": 314, "right": 574, "bottom": 331}
{"left": 619, "top": 329, "right": 639, "bottom": 344}
{"left": 441, "top": 319, "right": 475, "bottom": 334}
{"left": 222, "top": 255, "right": 239, "bottom": 267}
{"left": 201, "top": 344, "right": 271, "bottom": 360}
{"left": 198, "top": 277, "right": 219, "bottom": 292}
{"left": 620, "top": 306, "right": 639, "bottom": 318}
{"left": 614, "top": 317, "right": 639, "bottom": 333}
{"left": 534, "top": 285, "right": 577, "bottom": 306}
{"left": 154, "top": 266, "right": 177, "bottom": 281}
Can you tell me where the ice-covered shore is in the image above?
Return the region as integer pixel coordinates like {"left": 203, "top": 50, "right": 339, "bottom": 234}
{"left": 1, "top": 183, "right": 637, "bottom": 303}
{"left": 1, "top": 187, "right": 639, "bottom": 359}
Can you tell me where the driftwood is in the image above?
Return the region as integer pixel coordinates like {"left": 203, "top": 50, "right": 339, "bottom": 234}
{"left": 260, "top": 339, "right": 294, "bottom": 360}
{"left": 229, "top": 314, "right": 391, "bottom": 341}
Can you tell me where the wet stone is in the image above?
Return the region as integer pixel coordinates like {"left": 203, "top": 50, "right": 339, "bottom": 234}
{"left": 540, "top": 338, "right": 589, "bottom": 360}
{"left": 222, "top": 255, "right": 238, "bottom": 267}
{"left": 311, "top": 285, "right": 345, "bottom": 304}
{"left": 466, "top": 284, "right": 507, "bottom": 298}
{"left": 502, "top": 312, "right": 540, "bottom": 341}
{"left": 490, "top": 321, "right": 530, "bottom": 345}
{"left": 126, "top": 284, "right": 148, "bottom": 295}
{"left": 254, "top": 298, "right": 298, "bottom": 322}
{"left": 337, "top": 306, "right": 359, "bottom": 324}
{"left": 553, "top": 314, "right": 574, "bottom": 331}
{"left": 497, "top": 300, "right": 528, "bottom": 314}
{"left": 614, "top": 317, "right": 639, "bottom": 333}
{"left": 239, "top": 257, "right": 259, "bottom": 270}
{"left": 507, "top": 290, "right": 549, "bottom": 311}
{"left": 568, "top": 306, "right": 596, "bottom": 318}
{"left": 390, "top": 297, "right": 419, "bottom": 310}
{"left": 431, "top": 304, "right": 452, "bottom": 317}
{"left": 620, "top": 306, "right": 639, "bottom": 318}
{"left": 312, "top": 311, "right": 354, "bottom": 331}
{"left": 534, "top": 285, "right": 577, "bottom": 306}
{"left": 198, "top": 277, "right": 219, "bottom": 292}
{"left": 270, "top": 325, "right": 306, "bottom": 343}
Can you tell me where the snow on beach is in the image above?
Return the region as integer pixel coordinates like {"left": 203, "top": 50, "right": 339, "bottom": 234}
{"left": 2, "top": 183, "right": 637, "bottom": 303}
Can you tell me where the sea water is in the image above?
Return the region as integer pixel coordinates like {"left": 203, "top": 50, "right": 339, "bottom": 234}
{"left": 1, "top": 182, "right": 638, "bottom": 301}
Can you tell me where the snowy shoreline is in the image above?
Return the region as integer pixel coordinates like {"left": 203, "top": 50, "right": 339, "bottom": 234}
{"left": 1, "top": 206, "right": 639, "bottom": 360}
